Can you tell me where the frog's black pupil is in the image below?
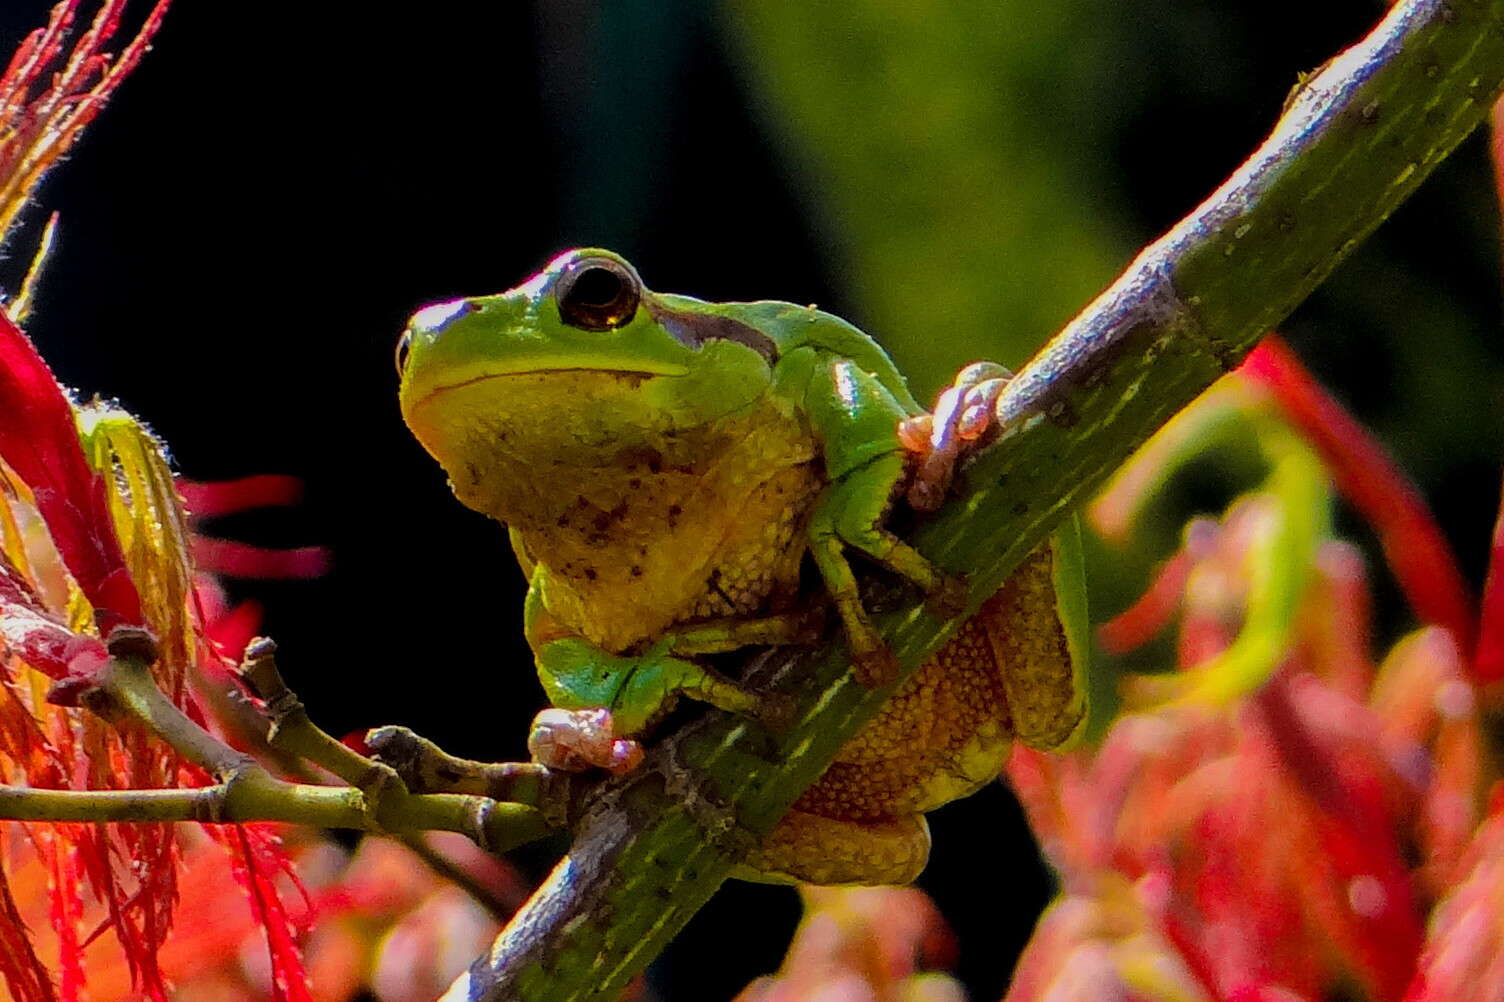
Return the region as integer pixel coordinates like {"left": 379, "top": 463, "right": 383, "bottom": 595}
{"left": 572, "top": 267, "right": 623, "bottom": 307}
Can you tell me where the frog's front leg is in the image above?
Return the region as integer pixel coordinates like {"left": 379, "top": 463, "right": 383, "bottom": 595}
{"left": 802, "top": 356, "right": 967, "bottom": 687}
{"left": 523, "top": 567, "right": 792, "bottom": 773}
{"left": 530, "top": 635, "right": 766, "bottom": 773}
{"left": 808, "top": 453, "right": 966, "bottom": 687}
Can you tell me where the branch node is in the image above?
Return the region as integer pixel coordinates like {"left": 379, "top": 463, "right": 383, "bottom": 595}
{"left": 105, "top": 625, "right": 159, "bottom": 663}
{"left": 236, "top": 635, "right": 290, "bottom": 706}
{"left": 367, "top": 725, "right": 575, "bottom": 828}
{"left": 197, "top": 780, "right": 232, "bottom": 824}
{"left": 467, "top": 797, "right": 500, "bottom": 852}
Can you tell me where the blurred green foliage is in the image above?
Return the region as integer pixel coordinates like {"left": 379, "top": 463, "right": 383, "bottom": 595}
{"left": 722, "top": 1, "right": 1128, "bottom": 394}
{"left": 707, "top": 0, "right": 1503, "bottom": 618}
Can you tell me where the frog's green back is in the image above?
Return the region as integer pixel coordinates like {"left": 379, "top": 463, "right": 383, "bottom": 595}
{"left": 651, "top": 293, "right": 922, "bottom": 415}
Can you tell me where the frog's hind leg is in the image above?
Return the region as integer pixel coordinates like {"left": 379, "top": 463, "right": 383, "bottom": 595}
{"left": 733, "top": 809, "right": 930, "bottom": 886}
{"left": 979, "top": 540, "right": 1089, "bottom": 751}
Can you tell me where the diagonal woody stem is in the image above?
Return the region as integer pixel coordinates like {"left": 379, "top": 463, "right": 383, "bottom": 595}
{"left": 447, "top": 1, "right": 1504, "bottom": 999}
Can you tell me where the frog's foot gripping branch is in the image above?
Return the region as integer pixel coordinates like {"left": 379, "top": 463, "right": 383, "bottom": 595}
{"left": 523, "top": 648, "right": 797, "bottom": 776}
{"left": 533, "top": 633, "right": 795, "bottom": 753}
{"left": 527, "top": 708, "right": 644, "bottom": 776}
{"left": 899, "top": 361, "right": 1014, "bottom": 512}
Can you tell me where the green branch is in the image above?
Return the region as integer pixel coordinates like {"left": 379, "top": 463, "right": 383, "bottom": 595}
{"left": 0, "top": 771, "right": 548, "bottom": 848}
{"left": 446, "top": 1, "right": 1504, "bottom": 999}
{"left": 0, "top": 639, "right": 553, "bottom": 853}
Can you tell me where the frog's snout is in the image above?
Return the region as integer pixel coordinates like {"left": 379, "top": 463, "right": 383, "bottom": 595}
{"left": 409, "top": 298, "right": 481, "bottom": 338}
{"left": 397, "top": 298, "right": 485, "bottom": 385}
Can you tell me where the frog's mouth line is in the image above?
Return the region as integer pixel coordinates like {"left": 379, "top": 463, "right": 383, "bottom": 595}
{"left": 409, "top": 364, "right": 688, "bottom": 410}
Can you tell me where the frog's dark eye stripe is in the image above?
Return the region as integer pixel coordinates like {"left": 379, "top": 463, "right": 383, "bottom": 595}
{"left": 556, "top": 257, "right": 642, "bottom": 331}
{"left": 646, "top": 302, "right": 779, "bottom": 363}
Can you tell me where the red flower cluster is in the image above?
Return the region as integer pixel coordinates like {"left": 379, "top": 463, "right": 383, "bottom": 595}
{"left": 999, "top": 339, "right": 1504, "bottom": 1002}
{"left": 0, "top": 6, "right": 335, "bottom": 998}
{"left": 737, "top": 886, "right": 963, "bottom": 1002}
{"left": 0, "top": 293, "right": 328, "bottom": 1000}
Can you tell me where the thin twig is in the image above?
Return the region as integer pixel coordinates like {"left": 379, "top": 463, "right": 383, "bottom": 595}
{"left": 238, "top": 637, "right": 399, "bottom": 789}
{"left": 394, "top": 833, "right": 523, "bottom": 925}
{"left": 0, "top": 633, "right": 555, "bottom": 852}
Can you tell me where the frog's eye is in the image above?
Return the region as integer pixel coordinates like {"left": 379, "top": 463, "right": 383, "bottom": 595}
{"left": 556, "top": 257, "right": 641, "bottom": 331}
{"left": 394, "top": 330, "right": 412, "bottom": 378}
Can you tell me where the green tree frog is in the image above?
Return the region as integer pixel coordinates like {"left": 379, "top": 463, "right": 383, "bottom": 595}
{"left": 395, "top": 249, "right": 1087, "bottom": 884}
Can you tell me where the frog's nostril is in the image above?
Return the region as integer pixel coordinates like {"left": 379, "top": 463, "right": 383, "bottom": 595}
{"left": 410, "top": 298, "right": 476, "bottom": 335}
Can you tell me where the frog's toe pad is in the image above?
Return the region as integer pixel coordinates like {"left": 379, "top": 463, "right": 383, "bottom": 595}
{"left": 896, "top": 413, "right": 934, "bottom": 453}
{"left": 901, "top": 363, "right": 1015, "bottom": 512}
{"left": 528, "top": 707, "right": 643, "bottom": 775}
{"left": 737, "top": 809, "right": 930, "bottom": 885}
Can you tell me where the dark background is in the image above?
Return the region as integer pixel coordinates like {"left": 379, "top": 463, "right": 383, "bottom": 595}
{"left": 4, "top": 2, "right": 1501, "bottom": 999}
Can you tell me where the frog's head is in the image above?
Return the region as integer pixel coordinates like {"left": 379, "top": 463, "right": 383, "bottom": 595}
{"left": 397, "top": 248, "right": 782, "bottom": 518}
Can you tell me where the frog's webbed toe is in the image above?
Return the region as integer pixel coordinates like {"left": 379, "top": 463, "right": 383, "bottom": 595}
{"left": 734, "top": 809, "right": 930, "bottom": 886}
